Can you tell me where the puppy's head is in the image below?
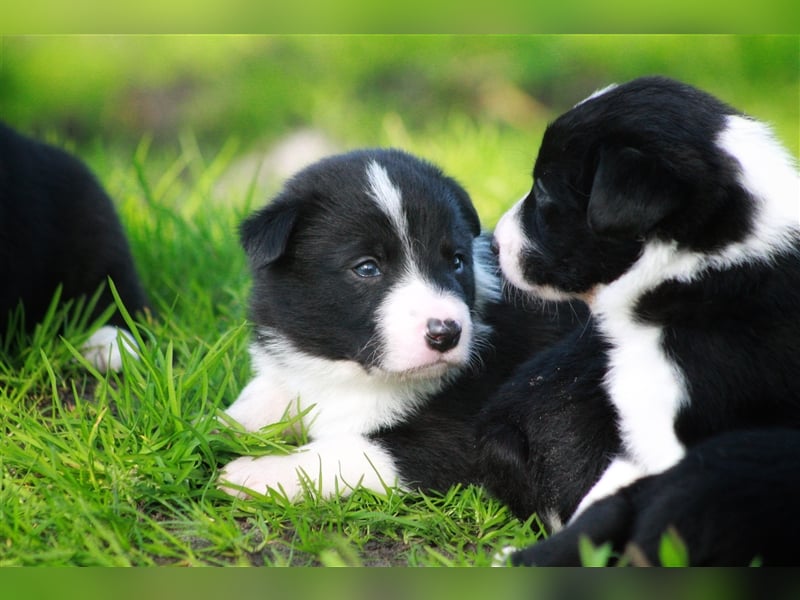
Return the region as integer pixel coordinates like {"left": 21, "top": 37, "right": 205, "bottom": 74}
{"left": 494, "top": 76, "right": 766, "bottom": 302}
{"left": 240, "top": 148, "right": 487, "bottom": 380}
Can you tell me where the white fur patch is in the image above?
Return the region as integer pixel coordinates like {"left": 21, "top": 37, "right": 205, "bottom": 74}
{"left": 491, "top": 546, "right": 518, "bottom": 567}
{"left": 714, "top": 115, "right": 800, "bottom": 265}
{"left": 366, "top": 160, "right": 412, "bottom": 251}
{"left": 570, "top": 457, "right": 645, "bottom": 523}
{"left": 222, "top": 368, "right": 300, "bottom": 433}
{"left": 376, "top": 273, "right": 473, "bottom": 375}
{"left": 574, "top": 83, "right": 618, "bottom": 107}
{"left": 219, "top": 435, "right": 399, "bottom": 499}
{"left": 81, "top": 325, "right": 138, "bottom": 373}
{"left": 493, "top": 196, "right": 575, "bottom": 302}
{"left": 224, "top": 334, "right": 443, "bottom": 440}
{"left": 593, "top": 241, "right": 695, "bottom": 475}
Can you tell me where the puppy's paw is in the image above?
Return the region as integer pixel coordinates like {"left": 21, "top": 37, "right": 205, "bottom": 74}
{"left": 491, "top": 545, "right": 519, "bottom": 567}
{"left": 82, "top": 326, "right": 139, "bottom": 373}
{"left": 218, "top": 437, "right": 399, "bottom": 501}
{"left": 218, "top": 454, "right": 306, "bottom": 500}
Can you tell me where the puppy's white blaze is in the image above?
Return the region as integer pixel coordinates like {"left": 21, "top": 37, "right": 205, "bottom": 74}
{"left": 81, "top": 325, "right": 138, "bottom": 373}
{"left": 225, "top": 334, "right": 442, "bottom": 439}
{"left": 366, "top": 160, "right": 412, "bottom": 249}
{"left": 376, "top": 273, "right": 473, "bottom": 374}
{"left": 219, "top": 435, "right": 400, "bottom": 499}
{"left": 574, "top": 83, "right": 618, "bottom": 107}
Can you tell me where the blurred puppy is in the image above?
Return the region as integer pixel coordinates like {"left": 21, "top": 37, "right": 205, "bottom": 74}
{"left": 0, "top": 122, "right": 149, "bottom": 371}
{"left": 480, "top": 76, "right": 800, "bottom": 564}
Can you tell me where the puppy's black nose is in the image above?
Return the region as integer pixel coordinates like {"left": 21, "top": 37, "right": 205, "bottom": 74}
{"left": 490, "top": 236, "right": 500, "bottom": 256}
{"left": 425, "top": 318, "right": 462, "bottom": 353}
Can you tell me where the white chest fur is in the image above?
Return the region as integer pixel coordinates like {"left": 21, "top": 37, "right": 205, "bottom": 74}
{"left": 225, "top": 336, "right": 444, "bottom": 438}
{"left": 593, "top": 242, "right": 694, "bottom": 472}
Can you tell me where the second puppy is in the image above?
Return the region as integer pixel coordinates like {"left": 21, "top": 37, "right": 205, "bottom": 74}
{"left": 219, "top": 148, "right": 583, "bottom": 499}
{"left": 480, "top": 76, "right": 800, "bottom": 558}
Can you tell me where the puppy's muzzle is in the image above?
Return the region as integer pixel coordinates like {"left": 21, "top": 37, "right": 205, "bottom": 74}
{"left": 425, "top": 318, "right": 462, "bottom": 352}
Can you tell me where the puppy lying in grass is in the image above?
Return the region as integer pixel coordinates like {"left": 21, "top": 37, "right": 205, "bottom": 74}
{"left": 218, "top": 148, "right": 585, "bottom": 500}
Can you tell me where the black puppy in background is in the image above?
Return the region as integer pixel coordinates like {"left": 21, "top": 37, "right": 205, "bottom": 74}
{"left": 0, "top": 122, "right": 149, "bottom": 371}
{"left": 481, "top": 76, "right": 800, "bottom": 565}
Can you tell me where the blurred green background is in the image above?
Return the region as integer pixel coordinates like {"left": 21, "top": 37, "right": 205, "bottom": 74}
{"left": 0, "top": 34, "right": 797, "bottom": 227}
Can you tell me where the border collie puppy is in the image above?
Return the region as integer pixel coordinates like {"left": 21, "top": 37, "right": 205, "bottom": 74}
{"left": 219, "top": 148, "right": 584, "bottom": 499}
{"left": 0, "top": 122, "right": 149, "bottom": 372}
{"left": 479, "top": 76, "right": 800, "bottom": 558}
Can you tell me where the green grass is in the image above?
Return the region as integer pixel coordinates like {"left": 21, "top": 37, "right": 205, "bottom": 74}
{"left": 0, "top": 122, "right": 548, "bottom": 567}
{"left": 1, "top": 35, "right": 797, "bottom": 567}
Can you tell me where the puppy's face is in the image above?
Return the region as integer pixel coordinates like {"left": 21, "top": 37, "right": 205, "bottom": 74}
{"left": 241, "top": 149, "right": 484, "bottom": 379}
{"left": 494, "top": 76, "right": 753, "bottom": 301}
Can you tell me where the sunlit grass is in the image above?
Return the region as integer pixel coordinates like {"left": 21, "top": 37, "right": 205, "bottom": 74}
{"left": 0, "top": 124, "right": 544, "bottom": 566}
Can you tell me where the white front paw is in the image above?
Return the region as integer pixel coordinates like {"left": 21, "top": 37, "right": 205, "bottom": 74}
{"left": 218, "top": 454, "right": 307, "bottom": 500}
{"left": 82, "top": 326, "right": 138, "bottom": 373}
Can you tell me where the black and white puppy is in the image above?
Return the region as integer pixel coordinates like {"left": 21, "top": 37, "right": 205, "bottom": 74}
{"left": 219, "top": 148, "right": 584, "bottom": 499}
{"left": 0, "top": 122, "right": 149, "bottom": 371}
{"left": 480, "top": 76, "right": 800, "bottom": 552}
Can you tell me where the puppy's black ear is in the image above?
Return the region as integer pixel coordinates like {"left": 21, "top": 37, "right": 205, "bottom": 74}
{"left": 587, "top": 146, "right": 684, "bottom": 240}
{"left": 239, "top": 200, "right": 298, "bottom": 266}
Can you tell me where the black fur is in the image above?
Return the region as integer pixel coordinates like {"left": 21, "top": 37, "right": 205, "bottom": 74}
{"left": 0, "top": 122, "right": 148, "bottom": 340}
{"left": 510, "top": 429, "right": 800, "bottom": 566}
{"left": 374, "top": 297, "right": 587, "bottom": 491}
{"left": 478, "top": 76, "right": 800, "bottom": 564}
{"left": 477, "top": 323, "right": 618, "bottom": 523}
